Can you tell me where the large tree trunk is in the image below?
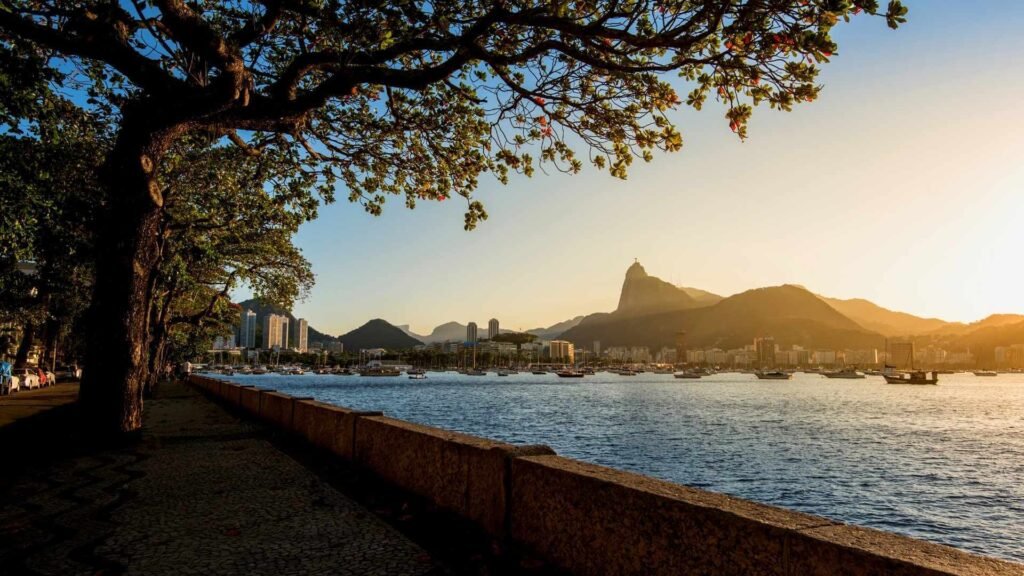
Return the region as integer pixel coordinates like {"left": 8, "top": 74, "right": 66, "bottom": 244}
{"left": 78, "top": 113, "right": 178, "bottom": 436}
{"left": 13, "top": 321, "right": 34, "bottom": 369}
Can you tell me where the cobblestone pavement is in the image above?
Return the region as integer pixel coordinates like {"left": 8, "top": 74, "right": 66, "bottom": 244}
{"left": 0, "top": 381, "right": 438, "bottom": 576}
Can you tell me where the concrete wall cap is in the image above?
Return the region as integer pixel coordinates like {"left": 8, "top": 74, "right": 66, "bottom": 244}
{"left": 515, "top": 454, "right": 832, "bottom": 531}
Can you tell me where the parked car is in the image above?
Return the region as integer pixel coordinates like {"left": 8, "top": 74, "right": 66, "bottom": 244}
{"left": 13, "top": 368, "right": 40, "bottom": 390}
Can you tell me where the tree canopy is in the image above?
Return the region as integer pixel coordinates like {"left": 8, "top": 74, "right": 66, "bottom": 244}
{"left": 2, "top": 0, "right": 906, "bottom": 227}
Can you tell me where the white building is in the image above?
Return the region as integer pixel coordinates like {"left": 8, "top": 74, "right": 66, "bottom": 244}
{"left": 466, "top": 322, "right": 478, "bottom": 343}
{"left": 262, "top": 313, "right": 289, "bottom": 349}
{"left": 487, "top": 318, "right": 499, "bottom": 340}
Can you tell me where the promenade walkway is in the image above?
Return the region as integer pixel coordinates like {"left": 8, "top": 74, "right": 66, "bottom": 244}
{"left": 0, "top": 380, "right": 438, "bottom": 576}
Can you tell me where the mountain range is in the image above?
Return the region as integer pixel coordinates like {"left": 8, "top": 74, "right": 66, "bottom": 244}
{"left": 241, "top": 263, "right": 1023, "bottom": 354}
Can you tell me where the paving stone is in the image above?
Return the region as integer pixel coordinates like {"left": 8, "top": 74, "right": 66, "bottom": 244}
{"left": 0, "top": 381, "right": 437, "bottom": 576}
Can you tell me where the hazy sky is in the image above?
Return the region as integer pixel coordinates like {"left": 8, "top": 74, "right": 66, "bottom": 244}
{"left": 275, "top": 1, "right": 1024, "bottom": 336}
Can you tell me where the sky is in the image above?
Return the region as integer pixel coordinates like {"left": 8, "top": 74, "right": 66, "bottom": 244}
{"left": 273, "top": 1, "right": 1024, "bottom": 336}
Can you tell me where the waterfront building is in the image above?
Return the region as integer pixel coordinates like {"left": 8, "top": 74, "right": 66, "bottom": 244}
{"left": 213, "top": 335, "right": 235, "bottom": 350}
{"left": 812, "top": 350, "right": 837, "bottom": 365}
{"left": 685, "top": 349, "right": 705, "bottom": 364}
{"left": 995, "top": 344, "right": 1024, "bottom": 367}
{"left": 733, "top": 350, "right": 756, "bottom": 366}
{"left": 674, "top": 332, "right": 687, "bottom": 363}
{"left": 548, "top": 340, "right": 575, "bottom": 363}
{"left": 705, "top": 348, "right": 730, "bottom": 365}
{"left": 656, "top": 347, "right": 678, "bottom": 363}
{"left": 296, "top": 318, "right": 309, "bottom": 352}
{"left": 239, "top": 309, "right": 256, "bottom": 348}
{"left": 754, "top": 337, "right": 776, "bottom": 368}
{"left": 466, "top": 322, "right": 478, "bottom": 344}
{"left": 845, "top": 349, "right": 878, "bottom": 366}
{"left": 488, "top": 318, "right": 499, "bottom": 339}
{"left": 945, "top": 350, "right": 975, "bottom": 365}
{"left": 262, "top": 313, "right": 289, "bottom": 349}
{"left": 324, "top": 341, "right": 344, "bottom": 353}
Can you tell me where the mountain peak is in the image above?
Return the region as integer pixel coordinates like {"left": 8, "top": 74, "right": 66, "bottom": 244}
{"left": 625, "top": 259, "right": 648, "bottom": 280}
{"left": 616, "top": 261, "right": 698, "bottom": 316}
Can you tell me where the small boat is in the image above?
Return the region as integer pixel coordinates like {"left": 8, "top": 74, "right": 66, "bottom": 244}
{"left": 823, "top": 368, "right": 866, "bottom": 379}
{"left": 556, "top": 370, "right": 584, "bottom": 378}
{"left": 617, "top": 370, "right": 637, "bottom": 376}
{"left": 884, "top": 370, "right": 938, "bottom": 385}
{"left": 531, "top": 370, "right": 548, "bottom": 375}
{"left": 407, "top": 368, "right": 425, "bottom": 376}
{"left": 755, "top": 371, "right": 792, "bottom": 380}
{"left": 359, "top": 367, "right": 401, "bottom": 377}
{"left": 496, "top": 370, "right": 510, "bottom": 377}
{"left": 973, "top": 371, "right": 998, "bottom": 377}
{"left": 464, "top": 370, "right": 486, "bottom": 376}
{"left": 408, "top": 373, "right": 427, "bottom": 380}
{"left": 673, "top": 372, "right": 702, "bottom": 379}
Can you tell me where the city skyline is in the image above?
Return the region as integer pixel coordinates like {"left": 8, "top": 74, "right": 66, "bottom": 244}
{"left": 231, "top": 1, "right": 1024, "bottom": 336}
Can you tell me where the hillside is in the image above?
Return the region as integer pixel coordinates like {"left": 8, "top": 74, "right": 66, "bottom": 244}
{"left": 339, "top": 319, "right": 423, "bottom": 350}
{"left": 819, "top": 296, "right": 951, "bottom": 336}
{"left": 527, "top": 316, "right": 585, "bottom": 340}
{"left": 940, "top": 319, "right": 1024, "bottom": 366}
{"left": 679, "top": 286, "right": 724, "bottom": 306}
{"left": 932, "top": 314, "right": 1024, "bottom": 336}
{"left": 561, "top": 285, "right": 882, "bottom": 351}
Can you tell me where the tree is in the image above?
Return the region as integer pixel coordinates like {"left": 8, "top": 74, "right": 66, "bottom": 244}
{"left": 0, "top": 81, "right": 105, "bottom": 371}
{"left": 0, "top": 0, "right": 906, "bottom": 433}
{"left": 146, "top": 141, "right": 314, "bottom": 389}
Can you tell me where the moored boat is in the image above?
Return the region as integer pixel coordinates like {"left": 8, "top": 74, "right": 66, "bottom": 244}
{"left": 883, "top": 370, "right": 938, "bottom": 385}
{"left": 755, "top": 370, "right": 792, "bottom": 380}
{"left": 673, "top": 371, "right": 702, "bottom": 379}
{"left": 973, "top": 370, "right": 997, "bottom": 377}
{"left": 359, "top": 367, "right": 401, "bottom": 377}
{"left": 823, "top": 367, "right": 866, "bottom": 379}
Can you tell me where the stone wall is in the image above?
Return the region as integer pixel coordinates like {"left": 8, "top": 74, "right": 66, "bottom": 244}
{"left": 187, "top": 375, "right": 1022, "bottom": 576}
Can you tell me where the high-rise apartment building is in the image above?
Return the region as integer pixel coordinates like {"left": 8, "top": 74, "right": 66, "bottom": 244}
{"left": 754, "top": 337, "right": 776, "bottom": 368}
{"left": 466, "top": 322, "right": 478, "bottom": 343}
{"left": 239, "top": 309, "right": 256, "bottom": 348}
{"left": 296, "top": 318, "right": 309, "bottom": 352}
{"left": 549, "top": 340, "right": 575, "bottom": 363}
{"left": 262, "top": 314, "right": 291, "bottom": 349}
{"left": 488, "top": 318, "right": 499, "bottom": 339}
